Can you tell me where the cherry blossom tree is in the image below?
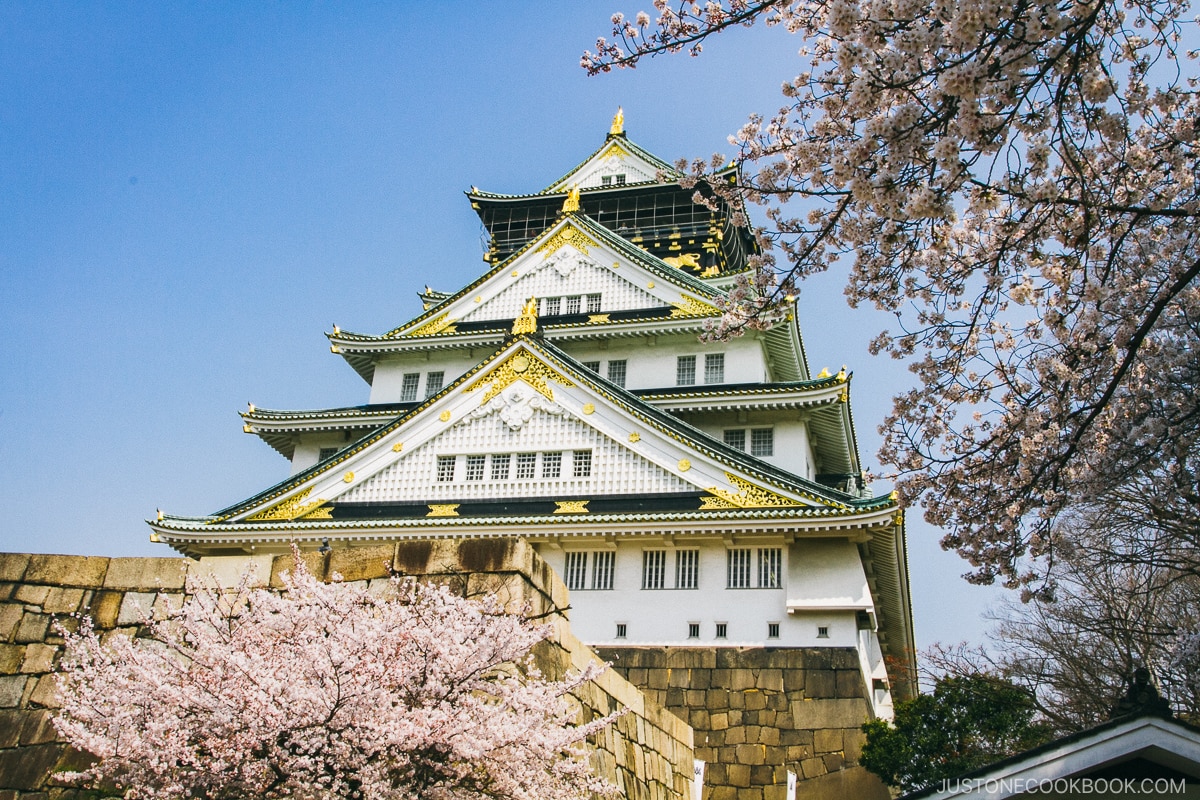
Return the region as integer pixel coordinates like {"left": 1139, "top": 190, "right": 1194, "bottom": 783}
{"left": 52, "top": 551, "right": 619, "bottom": 800}
{"left": 584, "top": 1, "right": 1200, "bottom": 591}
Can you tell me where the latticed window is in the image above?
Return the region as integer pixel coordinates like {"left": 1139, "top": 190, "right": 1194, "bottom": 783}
{"left": 723, "top": 429, "right": 746, "bottom": 450}
{"left": 572, "top": 450, "right": 592, "bottom": 478}
{"left": 542, "top": 452, "right": 562, "bottom": 478}
{"left": 758, "top": 548, "right": 782, "bottom": 588}
{"left": 464, "top": 455, "right": 486, "bottom": 481}
{"left": 491, "top": 453, "right": 510, "bottom": 480}
{"left": 566, "top": 295, "right": 582, "bottom": 315}
{"left": 583, "top": 360, "right": 601, "bottom": 373}
{"left": 436, "top": 456, "right": 456, "bottom": 483}
{"left": 751, "top": 428, "right": 774, "bottom": 457}
{"left": 675, "top": 549, "right": 699, "bottom": 589}
{"left": 564, "top": 552, "right": 588, "bottom": 591}
{"left": 592, "top": 551, "right": 615, "bottom": 590}
{"left": 727, "top": 548, "right": 752, "bottom": 588}
{"left": 642, "top": 550, "right": 666, "bottom": 589}
{"left": 400, "top": 373, "right": 420, "bottom": 402}
{"left": 676, "top": 355, "right": 696, "bottom": 385}
{"left": 543, "top": 297, "right": 562, "bottom": 316}
{"left": 318, "top": 447, "right": 339, "bottom": 462}
{"left": 607, "top": 360, "right": 626, "bottom": 388}
{"left": 586, "top": 293, "right": 601, "bottom": 313}
{"left": 515, "top": 453, "right": 537, "bottom": 479}
{"left": 705, "top": 353, "right": 725, "bottom": 384}
{"left": 424, "top": 371, "right": 444, "bottom": 398}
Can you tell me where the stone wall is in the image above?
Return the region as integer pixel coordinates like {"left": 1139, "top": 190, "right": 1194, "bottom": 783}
{"left": 0, "top": 541, "right": 694, "bottom": 800}
{"left": 594, "top": 647, "right": 891, "bottom": 800}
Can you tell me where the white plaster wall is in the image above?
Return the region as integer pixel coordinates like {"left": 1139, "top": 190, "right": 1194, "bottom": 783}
{"left": 786, "top": 538, "right": 872, "bottom": 609}
{"left": 555, "top": 333, "right": 767, "bottom": 391}
{"left": 290, "top": 433, "right": 352, "bottom": 475}
{"left": 685, "top": 414, "right": 814, "bottom": 478}
{"left": 369, "top": 350, "right": 482, "bottom": 404}
{"left": 535, "top": 538, "right": 863, "bottom": 648}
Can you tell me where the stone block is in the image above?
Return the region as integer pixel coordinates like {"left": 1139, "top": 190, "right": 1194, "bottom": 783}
{"left": 757, "top": 669, "right": 783, "bottom": 691}
{"left": 794, "top": 765, "right": 890, "bottom": 800}
{"left": 791, "top": 697, "right": 870, "bottom": 730}
{"left": 87, "top": 591, "right": 123, "bottom": 628}
{"left": 822, "top": 752, "right": 845, "bottom": 772}
{"left": 29, "top": 673, "right": 60, "bottom": 708}
{"left": 41, "top": 588, "right": 86, "bottom": 615}
{"left": 13, "top": 584, "right": 51, "bottom": 607}
{"left": 0, "top": 644, "right": 23, "bottom": 674}
{"left": 326, "top": 544, "right": 395, "bottom": 583}
{"left": 116, "top": 592, "right": 155, "bottom": 627}
{"left": 0, "top": 709, "right": 20, "bottom": 747}
{"left": 0, "top": 604, "right": 23, "bottom": 642}
{"left": 0, "top": 742, "right": 63, "bottom": 791}
{"left": 190, "top": 554, "right": 273, "bottom": 588}
{"left": 18, "top": 708, "right": 57, "bottom": 745}
{"left": 813, "top": 728, "right": 842, "bottom": 754}
{"left": 735, "top": 743, "right": 766, "bottom": 765}
{"left": 727, "top": 763, "right": 752, "bottom": 787}
{"left": 14, "top": 612, "right": 51, "bottom": 644}
{"left": 103, "top": 557, "right": 188, "bottom": 590}
{"left": 805, "top": 670, "right": 837, "bottom": 698}
{"left": 836, "top": 669, "right": 864, "bottom": 698}
{"left": 270, "top": 550, "right": 327, "bottom": 587}
{"left": 0, "top": 674, "right": 28, "bottom": 707}
{"left": 20, "top": 643, "right": 56, "bottom": 674}
{"left": 0, "top": 554, "right": 30, "bottom": 583}
{"left": 24, "top": 555, "right": 109, "bottom": 588}
{"left": 843, "top": 728, "right": 867, "bottom": 764}
{"left": 800, "top": 756, "right": 827, "bottom": 780}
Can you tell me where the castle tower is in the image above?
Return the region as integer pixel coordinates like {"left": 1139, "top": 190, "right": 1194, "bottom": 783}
{"left": 150, "top": 113, "right": 913, "bottom": 798}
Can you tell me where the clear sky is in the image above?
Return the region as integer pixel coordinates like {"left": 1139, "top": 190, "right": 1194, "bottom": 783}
{"left": 0, "top": 2, "right": 1001, "bottom": 649}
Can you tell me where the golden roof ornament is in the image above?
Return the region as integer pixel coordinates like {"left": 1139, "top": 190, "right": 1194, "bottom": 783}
{"left": 562, "top": 185, "right": 580, "bottom": 214}
{"left": 511, "top": 296, "right": 539, "bottom": 335}
{"left": 610, "top": 106, "right": 625, "bottom": 136}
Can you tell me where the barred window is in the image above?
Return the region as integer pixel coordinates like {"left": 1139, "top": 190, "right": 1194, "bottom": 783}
{"left": 318, "top": 447, "right": 339, "bottom": 462}
{"left": 615, "top": 622, "right": 627, "bottom": 638}
{"left": 583, "top": 360, "right": 601, "bottom": 373}
{"left": 768, "top": 622, "right": 781, "bottom": 639}
{"left": 572, "top": 450, "right": 592, "bottom": 478}
{"left": 758, "top": 548, "right": 782, "bottom": 588}
{"left": 542, "top": 451, "right": 562, "bottom": 478}
{"left": 727, "top": 548, "right": 752, "bottom": 588}
{"left": 424, "top": 371, "right": 444, "bottom": 398}
{"left": 564, "top": 552, "right": 588, "bottom": 591}
{"left": 400, "top": 373, "right": 420, "bottom": 402}
{"left": 464, "top": 455, "right": 486, "bottom": 481}
{"left": 688, "top": 622, "right": 700, "bottom": 639}
{"left": 586, "top": 293, "right": 601, "bottom": 313}
{"left": 592, "top": 551, "right": 615, "bottom": 590}
{"left": 515, "top": 453, "right": 537, "bottom": 479}
{"left": 751, "top": 428, "right": 774, "bottom": 457}
{"left": 491, "top": 453, "right": 511, "bottom": 480}
{"left": 642, "top": 550, "right": 666, "bottom": 589}
{"left": 543, "top": 297, "right": 562, "bottom": 316}
{"left": 676, "top": 355, "right": 696, "bottom": 385}
{"left": 723, "top": 429, "right": 746, "bottom": 451}
{"left": 614, "top": 174, "right": 626, "bottom": 185}
{"left": 715, "top": 622, "right": 728, "bottom": 639}
{"left": 436, "top": 456, "right": 456, "bottom": 483}
{"left": 607, "top": 360, "right": 627, "bottom": 388}
{"left": 566, "top": 295, "right": 582, "bottom": 315}
{"left": 601, "top": 175, "right": 613, "bottom": 186}
{"left": 705, "top": 353, "right": 725, "bottom": 384}
{"left": 675, "top": 549, "right": 699, "bottom": 590}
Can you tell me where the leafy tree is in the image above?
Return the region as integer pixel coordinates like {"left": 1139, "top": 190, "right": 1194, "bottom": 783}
{"left": 584, "top": 1, "right": 1200, "bottom": 591}
{"left": 860, "top": 674, "right": 1053, "bottom": 791}
{"left": 52, "top": 551, "right": 619, "bottom": 800}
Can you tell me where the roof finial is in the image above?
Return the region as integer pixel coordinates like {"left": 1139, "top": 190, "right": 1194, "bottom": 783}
{"left": 610, "top": 106, "right": 624, "bottom": 136}
{"left": 562, "top": 184, "right": 581, "bottom": 214}
{"left": 512, "top": 296, "right": 539, "bottom": 335}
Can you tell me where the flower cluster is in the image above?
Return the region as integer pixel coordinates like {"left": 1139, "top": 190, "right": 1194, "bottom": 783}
{"left": 53, "top": 549, "right": 619, "bottom": 800}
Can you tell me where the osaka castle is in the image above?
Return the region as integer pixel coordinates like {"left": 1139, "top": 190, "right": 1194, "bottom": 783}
{"left": 149, "top": 111, "right": 914, "bottom": 717}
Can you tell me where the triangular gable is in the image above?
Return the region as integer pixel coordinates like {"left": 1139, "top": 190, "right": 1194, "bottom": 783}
{"left": 223, "top": 338, "right": 853, "bottom": 524}
{"left": 387, "top": 214, "right": 723, "bottom": 338}
{"left": 544, "top": 136, "right": 678, "bottom": 194}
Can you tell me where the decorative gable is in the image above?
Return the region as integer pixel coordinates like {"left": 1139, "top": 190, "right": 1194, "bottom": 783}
{"left": 547, "top": 139, "right": 663, "bottom": 192}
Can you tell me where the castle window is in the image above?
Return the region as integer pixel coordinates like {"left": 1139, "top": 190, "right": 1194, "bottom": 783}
{"left": 715, "top": 622, "right": 728, "bottom": 639}
{"left": 688, "top": 622, "right": 700, "bottom": 639}
{"left": 675, "top": 549, "right": 699, "bottom": 589}
{"left": 768, "top": 622, "right": 781, "bottom": 639}
{"left": 566, "top": 295, "right": 582, "bottom": 315}
{"left": 491, "top": 453, "right": 511, "bottom": 480}
{"left": 542, "top": 452, "right": 562, "bottom": 478}
{"left": 705, "top": 353, "right": 725, "bottom": 384}
{"left": 424, "top": 371, "right": 444, "bottom": 398}
{"left": 601, "top": 175, "right": 612, "bottom": 186}
{"left": 758, "top": 548, "right": 782, "bottom": 588}
{"left": 544, "top": 297, "right": 562, "bottom": 316}
{"left": 583, "top": 360, "right": 601, "bottom": 373}
{"left": 515, "top": 453, "right": 537, "bottom": 479}
{"left": 436, "top": 456, "right": 456, "bottom": 482}
{"left": 817, "top": 626, "right": 830, "bottom": 639}
{"left": 676, "top": 355, "right": 696, "bottom": 385}
{"left": 592, "top": 551, "right": 615, "bottom": 590}
{"left": 318, "top": 447, "right": 339, "bottom": 462}
{"left": 723, "top": 429, "right": 746, "bottom": 450}
{"left": 607, "top": 360, "right": 627, "bottom": 388}
{"left": 586, "top": 293, "right": 602, "bottom": 313}
{"left": 642, "top": 550, "right": 666, "bottom": 589}
{"left": 564, "top": 552, "right": 588, "bottom": 591}
{"left": 727, "top": 548, "right": 752, "bottom": 588}
{"left": 400, "top": 373, "right": 420, "bottom": 402}
{"left": 572, "top": 450, "right": 592, "bottom": 478}
{"left": 751, "top": 428, "right": 774, "bottom": 457}
{"left": 464, "top": 455, "right": 486, "bottom": 481}
{"left": 616, "top": 622, "right": 627, "bottom": 638}
{"left": 615, "top": 174, "right": 626, "bottom": 185}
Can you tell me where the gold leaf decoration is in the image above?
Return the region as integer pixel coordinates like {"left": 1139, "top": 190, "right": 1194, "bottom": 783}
{"left": 670, "top": 296, "right": 721, "bottom": 318}
{"left": 247, "top": 489, "right": 331, "bottom": 522}
{"left": 537, "top": 224, "right": 598, "bottom": 257}
{"left": 406, "top": 312, "right": 458, "bottom": 337}
{"left": 703, "top": 473, "right": 801, "bottom": 509}
{"left": 427, "top": 504, "right": 460, "bottom": 517}
{"left": 464, "top": 350, "right": 574, "bottom": 406}
{"left": 553, "top": 500, "right": 589, "bottom": 515}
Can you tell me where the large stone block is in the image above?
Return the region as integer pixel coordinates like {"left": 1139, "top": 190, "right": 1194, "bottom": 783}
{"left": 40, "top": 588, "right": 86, "bottom": 615}
{"left": 791, "top": 697, "right": 871, "bottom": 730}
{"left": 13, "top": 585, "right": 50, "bottom": 607}
{"left": 102, "top": 557, "right": 188, "bottom": 590}
{"left": 23, "top": 556, "right": 108, "bottom": 588}
{"left": 14, "top": 613, "right": 50, "bottom": 644}
{"left": 0, "top": 646, "right": 23, "bottom": 675}
{"left": 189, "top": 554, "right": 273, "bottom": 588}
{"left": 86, "top": 591, "right": 123, "bottom": 629}
{"left": 0, "top": 555, "right": 29, "bottom": 584}
{"left": 326, "top": 544, "right": 396, "bottom": 583}
{"left": 0, "top": 675, "right": 28, "bottom": 708}
{"left": 793, "top": 765, "right": 890, "bottom": 800}
{"left": 0, "top": 742, "right": 63, "bottom": 791}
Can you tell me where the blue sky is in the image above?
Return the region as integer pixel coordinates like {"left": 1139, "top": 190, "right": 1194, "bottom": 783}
{"left": 0, "top": 2, "right": 1000, "bottom": 648}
